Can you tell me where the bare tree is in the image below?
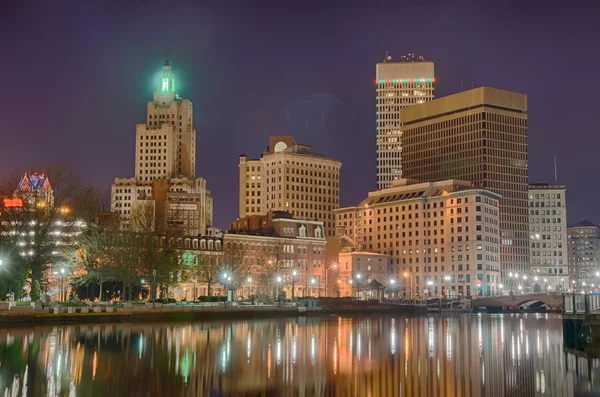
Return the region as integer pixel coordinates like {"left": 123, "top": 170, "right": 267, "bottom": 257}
{"left": 0, "top": 164, "right": 86, "bottom": 286}
{"left": 258, "top": 238, "right": 299, "bottom": 299}
{"left": 193, "top": 253, "right": 221, "bottom": 297}
{"left": 220, "top": 241, "right": 250, "bottom": 293}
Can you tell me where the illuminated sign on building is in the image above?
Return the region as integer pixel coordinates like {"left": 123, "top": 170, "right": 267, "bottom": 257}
{"left": 169, "top": 203, "right": 198, "bottom": 211}
{"left": 3, "top": 198, "right": 23, "bottom": 208}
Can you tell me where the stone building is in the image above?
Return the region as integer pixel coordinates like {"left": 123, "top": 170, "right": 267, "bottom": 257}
{"left": 568, "top": 219, "right": 600, "bottom": 290}
{"left": 238, "top": 135, "right": 341, "bottom": 236}
{"left": 335, "top": 179, "right": 501, "bottom": 297}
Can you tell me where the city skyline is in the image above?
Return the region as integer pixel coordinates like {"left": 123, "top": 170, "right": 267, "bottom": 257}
{"left": 0, "top": 1, "right": 598, "bottom": 229}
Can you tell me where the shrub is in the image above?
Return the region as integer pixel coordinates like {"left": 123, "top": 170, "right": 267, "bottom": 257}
{"left": 30, "top": 280, "right": 41, "bottom": 302}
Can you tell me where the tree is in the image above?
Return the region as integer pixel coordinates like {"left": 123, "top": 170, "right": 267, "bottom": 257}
{"left": 257, "top": 238, "right": 299, "bottom": 299}
{"left": 220, "top": 241, "right": 250, "bottom": 293}
{"left": 30, "top": 280, "right": 41, "bottom": 302}
{"left": 193, "top": 253, "right": 220, "bottom": 297}
{"left": 0, "top": 164, "right": 85, "bottom": 287}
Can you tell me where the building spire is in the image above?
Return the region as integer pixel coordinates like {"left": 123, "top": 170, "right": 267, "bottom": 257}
{"left": 161, "top": 60, "right": 175, "bottom": 93}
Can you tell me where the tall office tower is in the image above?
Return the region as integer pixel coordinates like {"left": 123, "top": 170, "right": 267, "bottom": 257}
{"left": 111, "top": 61, "right": 211, "bottom": 232}
{"left": 568, "top": 220, "right": 600, "bottom": 288}
{"left": 376, "top": 53, "right": 435, "bottom": 190}
{"left": 400, "top": 87, "right": 529, "bottom": 280}
{"left": 238, "top": 136, "right": 341, "bottom": 236}
{"left": 528, "top": 184, "right": 568, "bottom": 291}
{"left": 138, "top": 60, "right": 196, "bottom": 180}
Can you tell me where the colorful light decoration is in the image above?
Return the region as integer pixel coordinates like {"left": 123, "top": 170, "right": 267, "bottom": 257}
{"left": 377, "top": 77, "right": 435, "bottom": 84}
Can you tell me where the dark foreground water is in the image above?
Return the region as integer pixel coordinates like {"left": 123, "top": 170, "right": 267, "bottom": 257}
{"left": 0, "top": 314, "right": 598, "bottom": 396}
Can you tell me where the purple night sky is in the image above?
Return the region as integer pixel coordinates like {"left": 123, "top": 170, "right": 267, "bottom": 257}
{"left": 0, "top": 0, "right": 597, "bottom": 229}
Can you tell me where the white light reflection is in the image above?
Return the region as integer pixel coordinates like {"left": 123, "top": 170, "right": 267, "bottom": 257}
{"left": 221, "top": 345, "right": 227, "bottom": 373}
{"left": 357, "top": 330, "right": 362, "bottom": 360}
{"left": 478, "top": 315, "right": 483, "bottom": 357}
{"left": 446, "top": 318, "right": 452, "bottom": 360}
{"left": 428, "top": 317, "right": 434, "bottom": 358}
{"left": 525, "top": 330, "right": 529, "bottom": 359}
{"left": 292, "top": 336, "right": 297, "bottom": 364}
{"left": 391, "top": 318, "right": 396, "bottom": 355}
{"left": 68, "top": 380, "right": 76, "bottom": 397}
{"left": 333, "top": 338, "right": 338, "bottom": 375}
{"left": 247, "top": 332, "right": 251, "bottom": 362}
{"left": 311, "top": 334, "right": 316, "bottom": 365}
{"left": 500, "top": 315, "right": 505, "bottom": 351}
{"left": 276, "top": 337, "right": 281, "bottom": 365}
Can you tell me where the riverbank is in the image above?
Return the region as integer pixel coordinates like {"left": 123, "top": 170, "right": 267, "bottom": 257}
{"left": 0, "top": 303, "right": 426, "bottom": 327}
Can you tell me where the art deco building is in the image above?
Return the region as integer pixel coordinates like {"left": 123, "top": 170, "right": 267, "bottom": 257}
{"left": 111, "top": 61, "right": 212, "bottom": 232}
{"left": 375, "top": 53, "right": 435, "bottom": 189}
{"left": 528, "top": 184, "right": 568, "bottom": 291}
{"left": 400, "top": 86, "right": 529, "bottom": 282}
{"left": 238, "top": 135, "right": 341, "bottom": 236}
{"left": 568, "top": 219, "right": 600, "bottom": 288}
{"left": 335, "top": 179, "right": 501, "bottom": 297}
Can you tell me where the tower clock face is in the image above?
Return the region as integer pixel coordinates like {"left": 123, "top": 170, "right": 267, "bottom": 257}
{"left": 274, "top": 142, "right": 287, "bottom": 153}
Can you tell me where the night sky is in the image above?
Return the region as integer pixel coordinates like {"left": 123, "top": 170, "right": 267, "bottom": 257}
{"left": 1, "top": 0, "right": 598, "bottom": 229}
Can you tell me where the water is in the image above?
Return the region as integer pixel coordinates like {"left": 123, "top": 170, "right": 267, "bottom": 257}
{"left": 0, "top": 314, "right": 597, "bottom": 396}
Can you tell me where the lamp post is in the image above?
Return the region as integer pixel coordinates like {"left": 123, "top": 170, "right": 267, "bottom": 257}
{"left": 246, "top": 276, "right": 253, "bottom": 299}
{"left": 276, "top": 276, "right": 283, "bottom": 302}
{"left": 403, "top": 272, "right": 413, "bottom": 299}
{"left": 443, "top": 275, "right": 451, "bottom": 298}
{"left": 310, "top": 278, "right": 317, "bottom": 297}
{"left": 291, "top": 270, "right": 297, "bottom": 300}
{"left": 389, "top": 279, "right": 396, "bottom": 298}
{"left": 324, "top": 263, "right": 338, "bottom": 297}
{"left": 60, "top": 268, "right": 66, "bottom": 301}
{"left": 152, "top": 269, "right": 157, "bottom": 308}
{"left": 355, "top": 274, "right": 362, "bottom": 300}
{"left": 426, "top": 280, "right": 434, "bottom": 298}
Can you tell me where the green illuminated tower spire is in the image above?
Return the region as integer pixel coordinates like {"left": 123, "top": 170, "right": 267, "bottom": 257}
{"left": 161, "top": 60, "right": 175, "bottom": 93}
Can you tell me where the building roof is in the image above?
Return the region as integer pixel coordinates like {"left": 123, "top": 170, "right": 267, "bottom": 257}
{"left": 363, "top": 279, "right": 386, "bottom": 290}
{"left": 569, "top": 219, "right": 598, "bottom": 228}
{"left": 18, "top": 173, "right": 51, "bottom": 191}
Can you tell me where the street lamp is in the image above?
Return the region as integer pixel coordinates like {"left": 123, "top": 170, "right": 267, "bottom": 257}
{"left": 389, "top": 279, "right": 397, "bottom": 298}
{"left": 324, "top": 263, "right": 338, "bottom": 297}
{"left": 310, "top": 277, "right": 317, "bottom": 297}
{"left": 60, "top": 268, "right": 66, "bottom": 301}
{"left": 291, "top": 270, "right": 298, "bottom": 300}
{"left": 355, "top": 274, "right": 362, "bottom": 300}
{"left": 403, "top": 272, "right": 413, "bottom": 299}
{"left": 276, "top": 276, "right": 283, "bottom": 302}
{"left": 152, "top": 269, "right": 157, "bottom": 308}
{"left": 426, "top": 280, "right": 434, "bottom": 298}
{"left": 246, "top": 276, "right": 253, "bottom": 299}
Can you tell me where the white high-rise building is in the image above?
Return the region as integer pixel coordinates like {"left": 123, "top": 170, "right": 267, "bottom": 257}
{"left": 528, "top": 184, "right": 568, "bottom": 291}
{"left": 111, "top": 60, "right": 211, "bottom": 232}
{"left": 376, "top": 53, "right": 434, "bottom": 190}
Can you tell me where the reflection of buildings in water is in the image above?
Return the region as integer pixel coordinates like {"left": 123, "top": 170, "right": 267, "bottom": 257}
{"left": 0, "top": 315, "right": 586, "bottom": 396}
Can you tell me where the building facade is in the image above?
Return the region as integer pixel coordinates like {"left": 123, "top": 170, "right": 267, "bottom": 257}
{"left": 238, "top": 136, "right": 341, "bottom": 236}
{"left": 335, "top": 179, "right": 501, "bottom": 297}
{"left": 337, "top": 251, "right": 391, "bottom": 298}
{"left": 400, "top": 86, "right": 529, "bottom": 283}
{"left": 111, "top": 60, "right": 212, "bottom": 231}
{"left": 227, "top": 210, "right": 327, "bottom": 298}
{"left": 528, "top": 184, "right": 568, "bottom": 291}
{"left": 568, "top": 219, "right": 600, "bottom": 290}
{"left": 376, "top": 53, "right": 435, "bottom": 189}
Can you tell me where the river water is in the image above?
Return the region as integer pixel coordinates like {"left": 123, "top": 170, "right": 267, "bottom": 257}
{"left": 0, "top": 314, "right": 597, "bottom": 396}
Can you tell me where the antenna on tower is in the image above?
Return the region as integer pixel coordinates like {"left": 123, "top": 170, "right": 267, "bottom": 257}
{"left": 384, "top": 51, "right": 392, "bottom": 63}
{"left": 554, "top": 156, "right": 558, "bottom": 184}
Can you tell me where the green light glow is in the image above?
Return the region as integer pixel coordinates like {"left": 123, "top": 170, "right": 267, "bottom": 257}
{"left": 162, "top": 78, "right": 169, "bottom": 91}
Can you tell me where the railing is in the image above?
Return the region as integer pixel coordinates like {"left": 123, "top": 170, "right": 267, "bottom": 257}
{"left": 563, "top": 293, "right": 600, "bottom": 315}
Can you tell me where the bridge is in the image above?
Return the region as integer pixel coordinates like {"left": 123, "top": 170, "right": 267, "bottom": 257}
{"left": 472, "top": 292, "right": 563, "bottom": 309}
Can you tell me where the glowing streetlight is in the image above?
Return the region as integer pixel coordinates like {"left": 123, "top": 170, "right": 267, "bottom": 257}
{"left": 247, "top": 277, "right": 253, "bottom": 283}
{"left": 390, "top": 279, "right": 396, "bottom": 285}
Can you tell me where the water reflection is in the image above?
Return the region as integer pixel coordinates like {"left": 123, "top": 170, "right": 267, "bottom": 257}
{"left": 0, "top": 314, "right": 595, "bottom": 396}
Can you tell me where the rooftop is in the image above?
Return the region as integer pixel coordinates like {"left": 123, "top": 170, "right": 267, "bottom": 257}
{"left": 569, "top": 219, "right": 599, "bottom": 228}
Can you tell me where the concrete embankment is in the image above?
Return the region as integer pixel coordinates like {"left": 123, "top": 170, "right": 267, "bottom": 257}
{"left": 0, "top": 304, "right": 422, "bottom": 327}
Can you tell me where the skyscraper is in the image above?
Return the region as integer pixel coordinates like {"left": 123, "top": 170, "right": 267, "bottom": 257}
{"left": 376, "top": 53, "right": 435, "bottom": 190}
{"left": 111, "top": 61, "right": 212, "bottom": 233}
{"left": 238, "top": 136, "right": 341, "bottom": 236}
{"left": 400, "top": 86, "right": 529, "bottom": 280}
